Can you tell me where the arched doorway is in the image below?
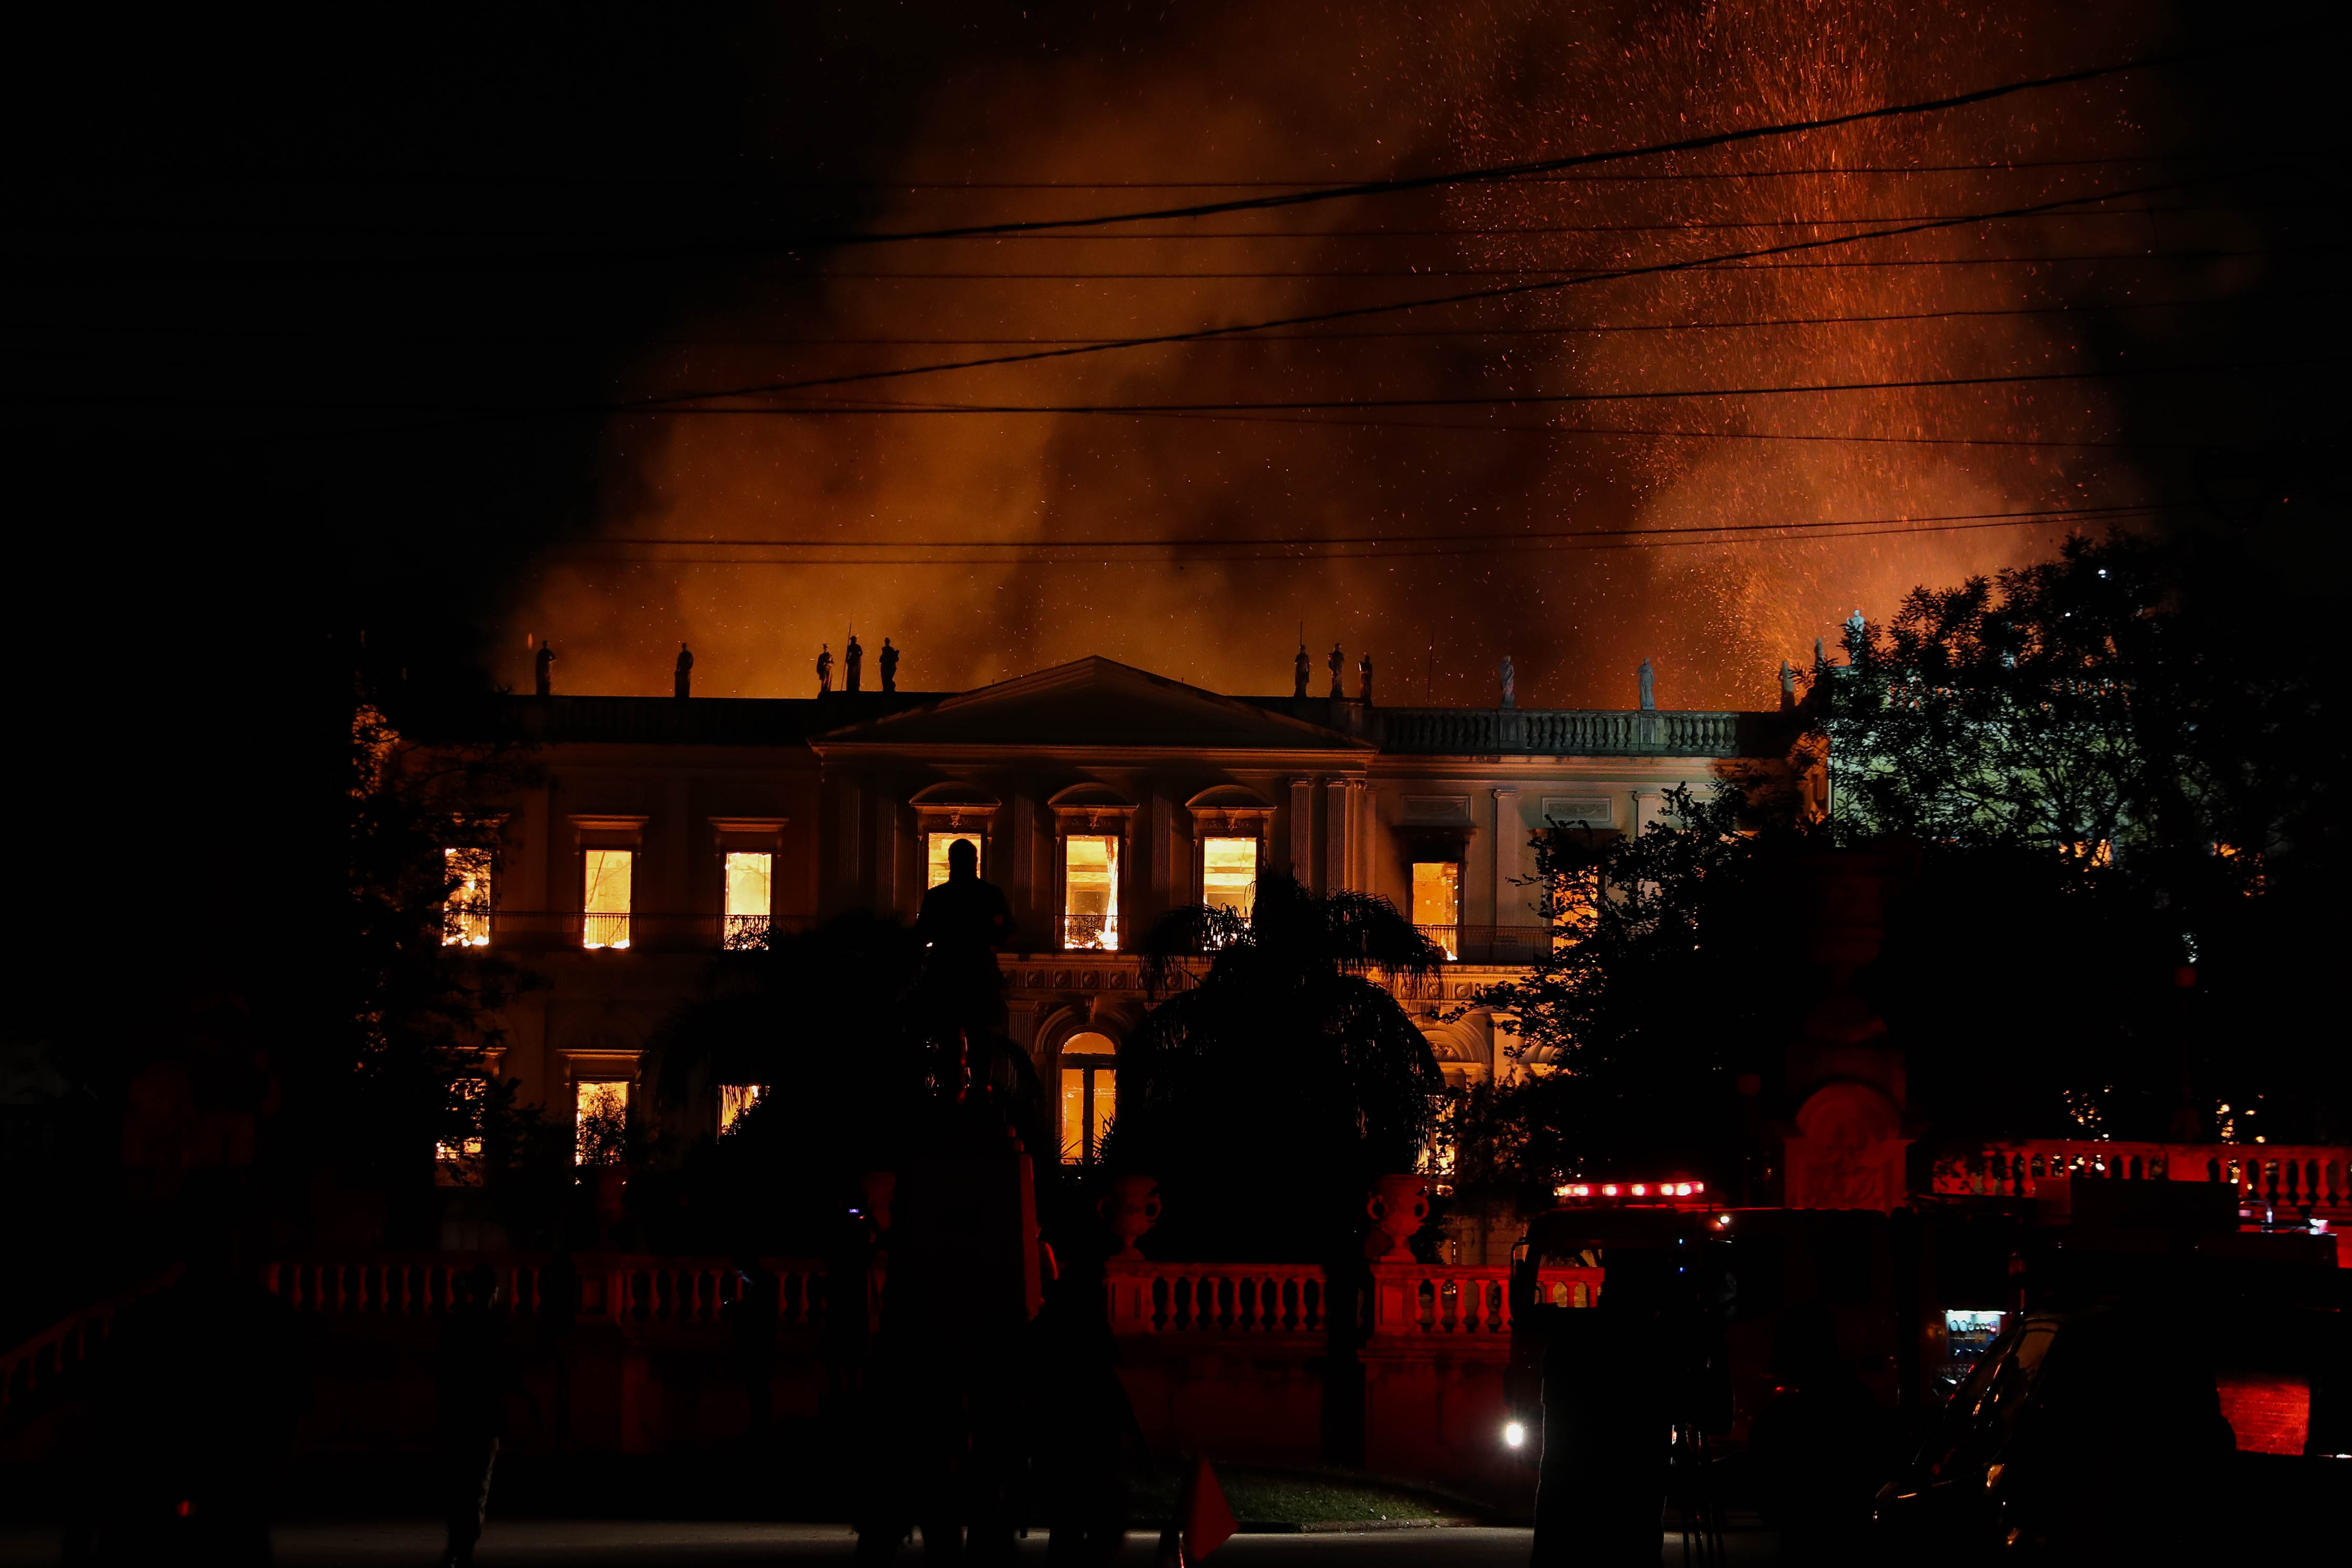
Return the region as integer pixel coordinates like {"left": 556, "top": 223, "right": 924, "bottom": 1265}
{"left": 1057, "top": 1030, "right": 1118, "bottom": 1164}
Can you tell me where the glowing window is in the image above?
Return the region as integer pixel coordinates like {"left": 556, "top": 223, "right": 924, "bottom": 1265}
{"left": 435, "top": 1078, "right": 486, "bottom": 1173}
{"left": 927, "top": 831, "right": 983, "bottom": 889}
{"left": 443, "top": 847, "right": 493, "bottom": 947}
{"left": 1058, "top": 1032, "right": 1117, "bottom": 1164}
{"left": 1412, "top": 861, "right": 1461, "bottom": 959}
{"left": 583, "top": 849, "right": 633, "bottom": 949}
{"left": 723, "top": 851, "right": 771, "bottom": 949}
{"left": 1202, "top": 836, "right": 1258, "bottom": 920}
{"left": 575, "top": 1079, "right": 629, "bottom": 1164}
{"left": 1063, "top": 835, "right": 1120, "bottom": 950}
{"left": 718, "top": 1083, "right": 767, "bottom": 1135}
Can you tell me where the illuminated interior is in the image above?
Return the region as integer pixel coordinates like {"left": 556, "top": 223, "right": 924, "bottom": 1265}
{"left": 1063, "top": 834, "right": 1119, "bottom": 950}
{"left": 718, "top": 1083, "right": 767, "bottom": 1134}
{"left": 582, "top": 848, "right": 634, "bottom": 948}
{"left": 1412, "top": 860, "right": 1461, "bottom": 959}
{"left": 575, "top": 1078, "right": 629, "bottom": 1163}
{"left": 442, "top": 847, "right": 493, "bottom": 948}
{"left": 926, "top": 831, "right": 983, "bottom": 889}
{"left": 722, "top": 851, "right": 771, "bottom": 948}
{"left": 1202, "top": 836, "right": 1258, "bottom": 920}
{"left": 1058, "top": 1031, "right": 1117, "bottom": 1163}
{"left": 435, "top": 1078, "right": 486, "bottom": 1165}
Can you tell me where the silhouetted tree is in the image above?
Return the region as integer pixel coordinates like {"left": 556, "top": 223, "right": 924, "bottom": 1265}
{"left": 1469, "top": 781, "right": 1800, "bottom": 1202}
{"left": 1821, "top": 533, "right": 2345, "bottom": 1143}
{"left": 1112, "top": 874, "right": 1444, "bottom": 1261}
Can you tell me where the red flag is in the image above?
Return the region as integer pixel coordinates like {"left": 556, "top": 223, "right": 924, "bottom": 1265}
{"left": 1181, "top": 1456, "right": 1237, "bottom": 1561}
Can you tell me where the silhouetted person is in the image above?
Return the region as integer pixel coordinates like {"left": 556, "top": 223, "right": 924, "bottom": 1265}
{"left": 726, "top": 1256, "right": 782, "bottom": 1441}
{"left": 1357, "top": 651, "right": 1373, "bottom": 702}
{"left": 845, "top": 633, "right": 864, "bottom": 691}
{"left": 435, "top": 1266, "right": 529, "bottom": 1568}
{"left": 534, "top": 640, "right": 555, "bottom": 697}
{"left": 1747, "top": 1305, "right": 1880, "bottom": 1566}
{"left": 674, "top": 641, "right": 694, "bottom": 699}
{"left": 1293, "top": 642, "right": 1310, "bottom": 698}
{"left": 918, "top": 837, "right": 1014, "bottom": 1036}
{"left": 1327, "top": 642, "right": 1344, "bottom": 698}
{"left": 879, "top": 637, "right": 900, "bottom": 693}
{"left": 1531, "top": 1251, "right": 1685, "bottom": 1567}
{"left": 818, "top": 644, "right": 833, "bottom": 693}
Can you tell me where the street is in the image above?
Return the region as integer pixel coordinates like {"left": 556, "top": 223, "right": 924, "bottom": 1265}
{"left": 0, "top": 1519, "right": 1787, "bottom": 1566}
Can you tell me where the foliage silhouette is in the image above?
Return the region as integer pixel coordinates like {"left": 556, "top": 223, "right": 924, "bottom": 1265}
{"left": 1109, "top": 873, "right": 1444, "bottom": 1261}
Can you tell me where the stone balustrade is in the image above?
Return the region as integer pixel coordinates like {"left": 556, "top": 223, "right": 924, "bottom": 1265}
{"left": 0, "top": 1264, "right": 182, "bottom": 1431}
{"left": 261, "top": 1253, "right": 826, "bottom": 1330}
{"left": 1933, "top": 1140, "right": 2352, "bottom": 1210}
{"left": 1104, "top": 1259, "right": 1603, "bottom": 1341}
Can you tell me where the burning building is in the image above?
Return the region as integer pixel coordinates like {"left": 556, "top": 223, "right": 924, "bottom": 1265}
{"left": 427, "top": 650, "right": 1800, "bottom": 1164}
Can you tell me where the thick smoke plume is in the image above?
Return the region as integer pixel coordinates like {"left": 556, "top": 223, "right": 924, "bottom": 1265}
{"left": 507, "top": 1, "right": 2247, "bottom": 708}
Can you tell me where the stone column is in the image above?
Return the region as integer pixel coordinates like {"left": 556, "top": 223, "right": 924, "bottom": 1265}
{"left": 1326, "top": 778, "right": 1352, "bottom": 893}
{"left": 1347, "top": 779, "right": 1372, "bottom": 894}
{"left": 1490, "top": 788, "right": 1519, "bottom": 928}
{"left": 873, "top": 780, "right": 900, "bottom": 915}
{"left": 1288, "top": 777, "right": 1316, "bottom": 889}
{"left": 835, "top": 778, "right": 862, "bottom": 904}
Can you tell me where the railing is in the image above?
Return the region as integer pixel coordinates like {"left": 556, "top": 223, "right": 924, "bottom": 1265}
{"left": 1105, "top": 1259, "right": 1605, "bottom": 1340}
{"left": 1371, "top": 1264, "right": 1604, "bottom": 1337}
{"left": 1412, "top": 925, "right": 1557, "bottom": 965}
{"left": 1059, "top": 913, "right": 1121, "bottom": 953}
{"left": 261, "top": 1253, "right": 827, "bottom": 1330}
{"left": 1, "top": 1264, "right": 184, "bottom": 1430}
{"left": 1933, "top": 1141, "right": 2352, "bottom": 1208}
{"left": 580, "top": 911, "right": 633, "bottom": 949}
{"left": 1107, "top": 1262, "right": 1328, "bottom": 1335}
{"left": 1380, "top": 708, "right": 1749, "bottom": 757}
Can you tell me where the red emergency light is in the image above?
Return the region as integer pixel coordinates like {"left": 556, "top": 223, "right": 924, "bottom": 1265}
{"left": 1552, "top": 1178, "right": 1706, "bottom": 1207}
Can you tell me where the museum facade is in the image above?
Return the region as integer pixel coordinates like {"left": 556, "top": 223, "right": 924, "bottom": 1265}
{"left": 433, "top": 655, "right": 1800, "bottom": 1166}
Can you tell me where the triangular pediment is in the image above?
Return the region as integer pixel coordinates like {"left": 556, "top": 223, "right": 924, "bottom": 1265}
{"left": 811, "top": 657, "right": 1369, "bottom": 752}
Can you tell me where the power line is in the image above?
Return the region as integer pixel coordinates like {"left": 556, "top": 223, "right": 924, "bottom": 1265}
{"left": 806, "top": 42, "right": 2293, "bottom": 245}
{"left": 22, "top": 197, "right": 2300, "bottom": 243}
{"left": 629, "top": 173, "right": 2250, "bottom": 408}
{"left": 30, "top": 150, "right": 2262, "bottom": 191}
{"left": 740, "top": 248, "right": 2276, "bottom": 281}
{"left": 578, "top": 502, "right": 2161, "bottom": 553}
{"left": 16, "top": 288, "right": 2320, "bottom": 347}
{"left": 631, "top": 357, "right": 2325, "bottom": 419}
{"left": 558, "top": 506, "right": 2168, "bottom": 564}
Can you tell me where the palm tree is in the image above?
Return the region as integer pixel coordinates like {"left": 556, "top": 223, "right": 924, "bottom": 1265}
{"left": 1111, "top": 874, "right": 1445, "bottom": 1261}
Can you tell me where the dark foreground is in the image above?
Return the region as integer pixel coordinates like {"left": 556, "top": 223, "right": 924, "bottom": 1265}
{"left": 0, "top": 1520, "right": 1781, "bottom": 1567}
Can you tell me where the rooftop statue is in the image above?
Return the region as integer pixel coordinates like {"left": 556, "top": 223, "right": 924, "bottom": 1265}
{"left": 1638, "top": 657, "right": 1655, "bottom": 711}
{"left": 1294, "top": 642, "right": 1310, "bottom": 699}
{"left": 844, "top": 633, "right": 863, "bottom": 693}
{"left": 534, "top": 640, "right": 555, "bottom": 697}
{"left": 1499, "top": 653, "right": 1516, "bottom": 709}
{"left": 1780, "top": 658, "right": 1797, "bottom": 711}
{"left": 878, "top": 637, "right": 900, "bottom": 694}
{"left": 816, "top": 644, "right": 832, "bottom": 693}
{"left": 1328, "top": 642, "right": 1345, "bottom": 700}
{"left": 1358, "top": 651, "right": 1374, "bottom": 704}
{"left": 674, "top": 642, "right": 693, "bottom": 700}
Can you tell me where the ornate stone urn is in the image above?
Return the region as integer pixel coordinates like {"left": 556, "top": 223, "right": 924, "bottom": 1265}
{"left": 1364, "top": 1174, "right": 1430, "bottom": 1260}
{"left": 1101, "top": 1175, "right": 1162, "bottom": 1260}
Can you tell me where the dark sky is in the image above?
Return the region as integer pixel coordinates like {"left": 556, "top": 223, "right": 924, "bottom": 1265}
{"left": 6, "top": 1, "right": 2341, "bottom": 722}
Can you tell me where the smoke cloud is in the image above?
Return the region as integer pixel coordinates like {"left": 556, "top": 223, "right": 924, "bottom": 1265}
{"left": 505, "top": 1, "right": 2254, "bottom": 709}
